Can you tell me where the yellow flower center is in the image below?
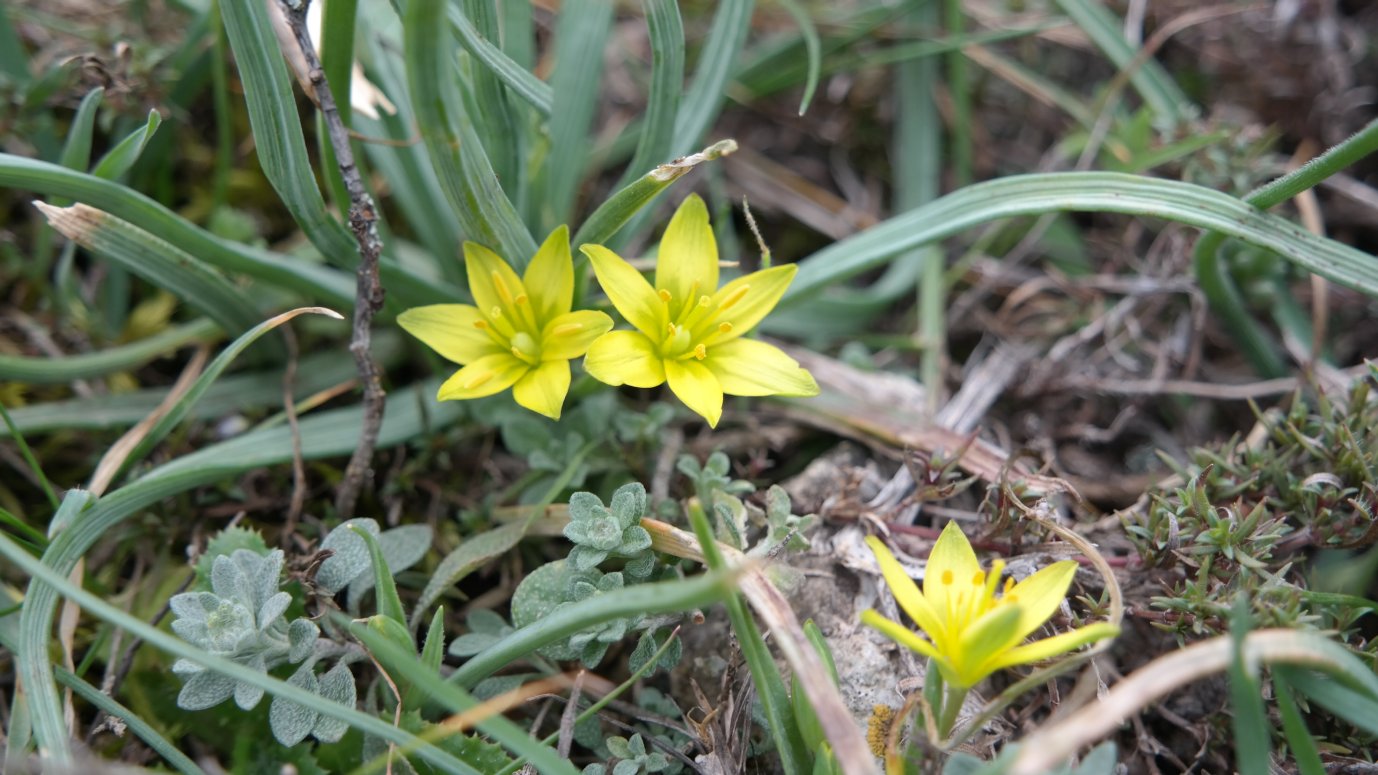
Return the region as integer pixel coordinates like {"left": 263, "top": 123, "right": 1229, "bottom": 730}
{"left": 653, "top": 279, "right": 743, "bottom": 361}
{"left": 473, "top": 271, "right": 546, "bottom": 363}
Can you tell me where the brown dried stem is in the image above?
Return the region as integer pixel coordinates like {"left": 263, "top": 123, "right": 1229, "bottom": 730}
{"left": 275, "top": 0, "right": 386, "bottom": 518}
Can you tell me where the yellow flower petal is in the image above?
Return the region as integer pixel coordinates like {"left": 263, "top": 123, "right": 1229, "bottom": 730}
{"left": 512, "top": 359, "right": 571, "bottom": 420}
{"left": 523, "top": 225, "right": 574, "bottom": 322}
{"left": 655, "top": 195, "right": 718, "bottom": 320}
{"left": 923, "top": 521, "right": 983, "bottom": 636}
{"left": 865, "top": 535, "right": 949, "bottom": 652}
{"left": 664, "top": 358, "right": 723, "bottom": 428}
{"left": 437, "top": 353, "right": 528, "bottom": 401}
{"left": 540, "top": 310, "right": 614, "bottom": 361}
{"left": 988, "top": 622, "right": 1120, "bottom": 672}
{"left": 1004, "top": 561, "right": 1079, "bottom": 642}
{"left": 464, "top": 241, "right": 527, "bottom": 321}
{"left": 581, "top": 244, "right": 665, "bottom": 338}
{"left": 860, "top": 609, "right": 942, "bottom": 662}
{"left": 704, "top": 338, "right": 819, "bottom": 397}
{"left": 397, "top": 304, "right": 503, "bottom": 364}
{"left": 697, "top": 264, "right": 797, "bottom": 345}
{"left": 953, "top": 604, "right": 1024, "bottom": 688}
{"left": 584, "top": 331, "right": 666, "bottom": 388}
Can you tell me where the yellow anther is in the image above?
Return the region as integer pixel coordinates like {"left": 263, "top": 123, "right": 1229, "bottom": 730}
{"left": 693, "top": 344, "right": 707, "bottom": 360}
{"left": 551, "top": 323, "right": 582, "bottom": 337}
{"left": 1004, "top": 578, "right": 1015, "bottom": 595}
{"left": 718, "top": 322, "right": 733, "bottom": 334}
{"left": 658, "top": 289, "right": 672, "bottom": 303}
{"left": 941, "top": 570, "right": 954, "bottom": 585}
{"left": 463, "top": 371, "right": 493, "bottom": 390}
{"left": 473, "top": 320, "right": 489, "bottom": 330}
{"left": 697, "top": 294, "right": 712, "bottom": 308}
{"left": 718, "top": 284, "right": 750, "bottom": 310}
{"left": 491, "top": 271, "right": 514, "bottom": 304}
{"left": 972, "top": 571, "right": 985, "bottom": 586}
{"left": 514, "top": 293, "right": 529, "bottom": 306}
{"left": 667, "top": 322, "right": 679, "bottom": 336}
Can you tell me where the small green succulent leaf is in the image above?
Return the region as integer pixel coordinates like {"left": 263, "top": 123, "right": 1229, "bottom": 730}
{"left": 347, "top": 523, "right": 433, "bottom": 607}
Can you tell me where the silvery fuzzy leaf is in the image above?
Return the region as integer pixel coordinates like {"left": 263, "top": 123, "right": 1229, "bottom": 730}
{"left": 257, "top": 591, "right": 292, "bottom": 631}
{"left": 346, "top": 524, "right": 432, "bottom": 605}
{"left": 569, "top": 545, "right": 608, "bottom": 571}
{"left": 623, "top": 552, "right": 656, "bottom": 580}
{"left": 269, "top": 664, "right": 320, "bottom": 746}
{"left": 204, "top": 600, "right": 254, "bottom": 652}
{"left": 499, "top": 415, "right": 547, "bottom": 458}
{"left": 171, "top": 658, "right": 203, "bottom": 676}
{"left": 177, "top": 669, "right": 235, "bottom": 710}
{"left": 448, "top": 632, "right": 500, "bottom": 658}
{"left": 311, "top": 663, "right": 356, "bottom": 743}
{"left": 609, "top": 483, "right": 646, "bottom": 527}
{"left": 612, "top": 761, "right": 640, "bottom": 775}
{"left": 234, "top": 654, "right": 267, "bottom": 709}
{"left": 169, "top": 591, "right": 220, "bottom": 623}
{"left": 466, "top": 608, "right": 509, "bottom": 634}
{"left": 473, "top": 673, "right": 528, "bottom": 701}
{"left": 528, "top": 448, "right": 561, "bottom": 471}
{"left": 242, "top": 549, "right": 285, "bottom": 611}
{"left": 210, "top": 554, "right": 249, "bottom": 607}
{"left": 567, "top": 491, "right": 605, "bottom": 523}
{"left": 618, "top": 525, "right": 651, "bottom": 555}
{"left": 171, "top": 618, "right": 210, "bottom": 646}
{"left": 315, "top": 518, "right": 380, "bottom": 594}
{"left": 288, "top": 618, "right": 320, "bottom": 663}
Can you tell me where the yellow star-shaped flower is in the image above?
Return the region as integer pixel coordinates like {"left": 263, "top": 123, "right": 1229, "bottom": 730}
{"left": 863, "top": 523, "right": 1119, "bottom": 689}
{"left": 398, "top": 226, "right": 612, "bottom": 420}
{"left": 580, "top": 195, "right": 819, "bottom": 427}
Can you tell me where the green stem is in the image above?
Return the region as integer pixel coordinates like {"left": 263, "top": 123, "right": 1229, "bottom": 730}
{"left": 936, "top": 681, "right": 968, "bottom": 740}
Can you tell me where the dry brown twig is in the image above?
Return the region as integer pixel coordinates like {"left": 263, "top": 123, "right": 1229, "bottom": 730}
{"left": 275, "top": 0, "right": 387, "bottom": 519}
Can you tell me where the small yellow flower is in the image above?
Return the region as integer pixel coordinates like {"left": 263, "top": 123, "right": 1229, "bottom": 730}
{"left": 580, "top": 195, "right": 819, "bottom": 427}
{"left": 863, "top": 523, "right": 1118, "bottom": 690}
{"left": 398, "top": 226, "right": 612, "bottom": 420}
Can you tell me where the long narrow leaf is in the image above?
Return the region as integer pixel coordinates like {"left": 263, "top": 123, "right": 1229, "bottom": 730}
{"left": 448, "top": 4, "right": 551, "bottom": 116}
{"left": 91, "top": 109, "right": 162, "bottom": 181}
{"left": 542, "top": 0, "right": 613, "bottom": 228}
{"left": 785, "top": 172, "right": 1378, "bottom": 306}
{"left": 218, "top": 0, "right": 357, "bottom": 263}
{"left": 406, "top": 0, "right": 536, "bottom": 267}
{"left": 615, "top": 0, "right": 684, "bottom": 190}
{"left": 35, "top": 202, "right": 266, "bottom": 338}
{"left": 673, "top": 0, "right": 755, "bottom": 154}
{"left": 0, "top": 318, "right": 219, "bottom": 383}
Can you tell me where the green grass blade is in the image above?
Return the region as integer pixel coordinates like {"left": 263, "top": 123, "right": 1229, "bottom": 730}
{"left": 447, "top": 568, "right": 735, "bottom": 690}
{"left": 0, "top": 318, "right": 219, "bottom": 383}
{"left": 0, "top": 404, "right": 59, "bottom": 511}
{"left": 542, "top": 0, "right": 613, "bottom": 229}
{"left": 55, "top": 665, "right": 206, "bottom": 775}
{"left": 406, "top": 0, "right": 536, "bottom": 267}
{"left": 673, "top": 0, "right": 755, "bottom": 154}
{"left": 784, "top": 172, "right": 1378, "bottom": 306}
{"left": 0, "top": 5, "right": 29, "bottom": 83}
{"left": 1053, "top": 0, "right": 1189, "bottom": 122}
{"left": 0, "top": 153, "right": 355, "bottom": 303}
{"left": 354, "top": 525, "right": 406, "bottom": 626}
{"left": 90, "top": 109, "right": 163, "bottom": 181}
{"left": 117, "top": 307, "right": 343, "bottom": 485}
{"left": 1278, "top": 666, "right": 1378, "bottom": 737}
{"left": 573, "top": 139, "right": 738, "bottom": 248}
{"left": 315, "top": 0, "right": 358, "bottom": 212}
{"left": 776, "top": 0, "right": 820, "bottom": 115}
{"left": 0, "top": 529, "right": 478, "bottom": 774}
{"left": 1226, "top": 598, "right": 1271, "bottom": 775}
{"left": 4, "top": 339, "right": 388, "bottom": 434}
{"left": 685, "top": 502, "right": 809, "bottom": 772}
{"left": 944, "top": 0, "right": 972, "bottom": 186}
{"left": 347, "top": 617, "right": 580, "bottom": 775}
{"left": 1272, "top": 673, "right": 1326, "bottom": 775}
{"left": 34, "top": 202, "right": 267, "bottom": 338}
{"left": 615, "top": 0, "right": 684, "bottom": 190}
{"left": 1193, "top": 116, "right": 1378, "bottom": 375}
{"left": 56, "top": 87, "right": 102, "bottom": 186}
{"left": 458, "top": 0, "right": 521, "bottom": 189}
{"left": 448, "top": 4, "right": 551, "bottom": 116}
{"left": 218, "top": 0, "right": 358, "bottom": 264}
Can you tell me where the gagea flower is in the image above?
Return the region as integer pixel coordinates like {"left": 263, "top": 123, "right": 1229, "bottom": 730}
{"left": 863, "top": 523, "right": 1118, "bottom": 690}
{"left": 580, "top": 195, "right": 818, "bottom": 427}
{"left": 398, "top": 226, "right": 612, "bottom": 420}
